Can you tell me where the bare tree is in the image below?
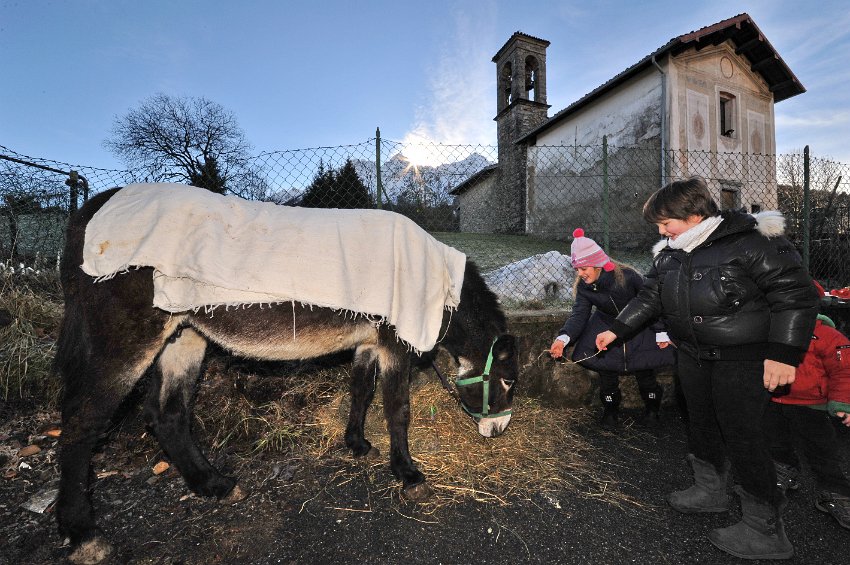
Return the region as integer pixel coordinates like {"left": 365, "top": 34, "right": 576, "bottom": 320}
{"left": 104, "top": 93, "right": 255, "bottom": 194}
{"left": 777, "top": 150, "right": 844, "bottom": 239}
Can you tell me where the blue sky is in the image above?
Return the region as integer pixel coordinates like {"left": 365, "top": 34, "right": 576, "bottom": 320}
{"left": 2, "top": 0, "right": 849, "bottom": 170}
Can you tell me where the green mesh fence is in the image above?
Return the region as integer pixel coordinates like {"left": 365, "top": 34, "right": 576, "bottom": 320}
{"left": 2, "top": 140, "right": 848, "bottom": 307}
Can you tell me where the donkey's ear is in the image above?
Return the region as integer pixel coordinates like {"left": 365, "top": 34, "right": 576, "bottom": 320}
{"left": 493, "top": 334, "right": 516, "bottom": 361}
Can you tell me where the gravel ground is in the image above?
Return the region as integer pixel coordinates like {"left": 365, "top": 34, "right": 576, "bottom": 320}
{"left": 1, "top": 399, "right": 848, "bottom": 565}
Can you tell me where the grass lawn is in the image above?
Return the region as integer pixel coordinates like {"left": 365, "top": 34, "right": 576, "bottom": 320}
{"left": 431, "top": 231, "right": 654, "bottom": 274}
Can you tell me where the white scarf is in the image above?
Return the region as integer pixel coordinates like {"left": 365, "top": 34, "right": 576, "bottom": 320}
{"left": 666, "top": 215, "right": 723, "bottom": 253}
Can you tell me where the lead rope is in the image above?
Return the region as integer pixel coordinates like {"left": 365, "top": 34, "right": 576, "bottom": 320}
{"left": 541, "top": 296, "right": 622, "bottom": 366}
{"left": 540, "top": 348, "right": 603, "bottom": 365}
{"left": 431, "top": 360, "right": 461, "bottom": 402}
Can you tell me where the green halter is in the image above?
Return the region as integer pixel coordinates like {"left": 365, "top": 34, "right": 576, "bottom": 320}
{"left": 454, "top": 338, "right": 513, "bottom": 420}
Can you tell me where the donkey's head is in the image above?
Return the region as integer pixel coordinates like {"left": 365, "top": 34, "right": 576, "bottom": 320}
{"left": 454, "top": 333, "right": 518, "bottom": 437}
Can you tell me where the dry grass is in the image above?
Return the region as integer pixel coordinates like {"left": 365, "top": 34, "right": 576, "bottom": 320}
{"left": 312, "top": 377, "right": 643, "bottom": 510}
{"left": 194, "top": 359, "right": 642, "bottom": 511}
{"left": 0, "top": 272, "right": 63, "bottom": 405}
{"left": 195, "top": 360, "right": 349, "bottom": 454}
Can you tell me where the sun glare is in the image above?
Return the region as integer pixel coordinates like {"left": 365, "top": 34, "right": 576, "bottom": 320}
{"left": 400, "top": 132, "right": 446, "bottom": 169}
{"left": 403, "top": 143, "right": 442, "bottom": 168}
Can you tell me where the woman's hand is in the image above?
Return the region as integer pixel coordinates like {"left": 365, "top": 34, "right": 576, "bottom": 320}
{"left": 657, "top": 341, "right": 671, "bottom": 349}
{"left": 835, "top": 411, "right": 850, "bottom": 427}
{"left": 549, "top": 340, "right": 566, "bottom": 359}
{"left": 596, "top": 331, "right": 617, "bottom": 351}
{"left": 763, "top": 359, "right": 796, "bottom": 391}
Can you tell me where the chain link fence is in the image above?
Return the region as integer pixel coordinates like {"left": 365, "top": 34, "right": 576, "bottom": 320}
{"left": 2, "top": 140, "right": 848, "bottom": 307}
{"left": 0, "top": 145, "right": 138, "bottom": 271}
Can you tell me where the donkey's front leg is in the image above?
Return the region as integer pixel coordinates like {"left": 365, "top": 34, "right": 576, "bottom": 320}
{"left": 381, "top": 348, "right": 431, "bottom": 501}
{"left": 344, "top": 345, "right": 380, "bottom": 458}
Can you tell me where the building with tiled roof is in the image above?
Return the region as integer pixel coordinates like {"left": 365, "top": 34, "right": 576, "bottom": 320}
{"left": 453, "top": 13, "right": 803, "bottom": 239}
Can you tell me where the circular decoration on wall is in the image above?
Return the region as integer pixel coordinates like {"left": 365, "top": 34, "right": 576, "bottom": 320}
{"left": 720, "top": 56, "right": 734, "bottom": 78}
{"left": 693, "top": 111, "right": 705, "bottom": 139}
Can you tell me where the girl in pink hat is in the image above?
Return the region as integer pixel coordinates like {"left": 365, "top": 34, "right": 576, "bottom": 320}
{"left": 549, "top": 228, "right": 675, "bottom": 427}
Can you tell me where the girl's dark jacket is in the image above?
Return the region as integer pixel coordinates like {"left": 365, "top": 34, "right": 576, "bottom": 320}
{"left": 609, "top": 210, "right": 819, "bottom": 366}
{"left": 558, "top": 267, "right": 675, "bottom": 374}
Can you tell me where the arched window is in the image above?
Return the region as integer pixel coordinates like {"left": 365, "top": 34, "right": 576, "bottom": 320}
{"left": 525, "top": 56, "right": 540, "bottom": 101}
{"left": 500, "top": 62, "right": 513, "bottom": 107}
{"left": 719, "top": 91, "right": 737, "bottom": 138}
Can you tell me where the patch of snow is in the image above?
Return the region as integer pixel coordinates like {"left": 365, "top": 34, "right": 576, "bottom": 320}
{"left": 484, "top": 251, "right": 574, "bottom": 302}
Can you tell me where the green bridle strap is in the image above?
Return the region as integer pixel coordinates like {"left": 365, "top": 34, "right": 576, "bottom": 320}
{"left": 454, "top": 337, "right": 512, "bottom": 419}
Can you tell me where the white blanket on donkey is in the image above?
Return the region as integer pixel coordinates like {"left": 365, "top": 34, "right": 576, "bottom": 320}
{"left": 81, "top": 183, "right": 467, "bottom": 352}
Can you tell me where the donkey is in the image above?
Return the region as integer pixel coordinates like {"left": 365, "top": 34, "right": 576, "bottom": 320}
{"left": 54, "top": 187, "right": 518, "bottom": 564}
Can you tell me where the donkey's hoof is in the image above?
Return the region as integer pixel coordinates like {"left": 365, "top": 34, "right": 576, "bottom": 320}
{"left": 402, "top": 481, "right": 433, "bottom": 502}
{"left": 68, "top": 536, "right": 113, "bottom": 565}
{"left": 365, "top": 447, "right": 381, "bottom": 461}
{"left": 222, "top": 484, "right": 248, "bottom": 503}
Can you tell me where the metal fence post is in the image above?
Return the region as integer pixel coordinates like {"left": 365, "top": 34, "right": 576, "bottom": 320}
{"left": 375, "top": 127, "right": 383, "bottom": 209}
{"left": 602, "top": 135, "right": 609, "bottom": 252}
{"left": 802, "top": 146, "right": 810, "bottom": 272}
{"left": 66, "top": 170, "right": 79, "bottom": 213}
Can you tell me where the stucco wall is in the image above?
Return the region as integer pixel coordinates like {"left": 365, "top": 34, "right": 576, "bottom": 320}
{"left": 668, "top": 42, "right": 778, "bottom": 210}
{"left": 534, "top": 68, "right": 663, "bottom": 148}
{"left": 524, "top": 69, "right": 663, "bottom": 244}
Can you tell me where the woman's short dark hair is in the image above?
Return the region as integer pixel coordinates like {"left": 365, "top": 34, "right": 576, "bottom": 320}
{"left": 642, "top": 176, "right": 720, "bottom": 223}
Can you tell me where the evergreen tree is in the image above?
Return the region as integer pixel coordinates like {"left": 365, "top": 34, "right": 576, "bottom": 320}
{"left": 300, "top": 161, "right": 334, "bottom": 207}
{"left": 301, "top": 159, "right": 372, "bottom": 209}
{"left": 334, "top": 160, "right": 373, "bottom": 208}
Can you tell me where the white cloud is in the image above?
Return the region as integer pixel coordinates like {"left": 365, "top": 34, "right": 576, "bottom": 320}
{"left": 405, "top": 7, "right": 498, "bottom": 146}
{"left": 776, "top": 111, "right": 850, "bottom": 128}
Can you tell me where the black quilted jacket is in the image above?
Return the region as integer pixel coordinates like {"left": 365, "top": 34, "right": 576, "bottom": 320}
{"left": 610, "top": 210, "right": 819, "bottom": 365}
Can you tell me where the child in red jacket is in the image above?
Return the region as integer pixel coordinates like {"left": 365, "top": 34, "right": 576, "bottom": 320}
{"left": 766, "top": 312, "right": 850, "bottom": 530}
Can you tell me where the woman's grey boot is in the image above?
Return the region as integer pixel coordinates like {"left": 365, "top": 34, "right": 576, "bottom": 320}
{"left": 667, "top": 454, "right": 730, "bottom": 513}
{"left": 708, "top": 486, "right": 793, "bottom": 560}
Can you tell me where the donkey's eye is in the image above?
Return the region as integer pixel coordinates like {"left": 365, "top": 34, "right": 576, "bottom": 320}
{"left": 501, "top": 378, "right": 516, "bottom": 387}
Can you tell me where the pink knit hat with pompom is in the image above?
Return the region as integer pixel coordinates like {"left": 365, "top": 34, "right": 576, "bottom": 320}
{"left": 570, "top": 228, "right": 615, "bottom": 271}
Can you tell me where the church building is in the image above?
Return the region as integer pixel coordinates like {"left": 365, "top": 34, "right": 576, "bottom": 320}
{"left": 452, "top": 13, "right": 804, "bottom": 238}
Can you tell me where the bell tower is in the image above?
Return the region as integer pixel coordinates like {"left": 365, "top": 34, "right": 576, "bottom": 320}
{"left": 492, "top": 32, "right": 550, "bottom": 233}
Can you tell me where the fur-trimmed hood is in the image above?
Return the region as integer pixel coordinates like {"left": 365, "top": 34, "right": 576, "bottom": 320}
{"left": 652, "top": 210, "right": 786, "bottom": 257}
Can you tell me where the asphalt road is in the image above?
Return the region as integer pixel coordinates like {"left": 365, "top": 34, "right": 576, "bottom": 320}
{"left": 2, "top": 403, "right": 848, "bottom": 564}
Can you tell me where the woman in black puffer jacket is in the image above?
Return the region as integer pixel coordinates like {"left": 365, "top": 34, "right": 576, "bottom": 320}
{"left": 597, "top": 178, "right": 819, "bottom": 560}
{"left": 550, "top": 229, "right": 675, "bottom": 427}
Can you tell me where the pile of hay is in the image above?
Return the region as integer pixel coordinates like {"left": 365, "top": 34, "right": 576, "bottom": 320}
{"left": 313, "top": 376, "right": 642, "bottom": 509}
{"left": 194, "top": 358, "right": 641, "bottom": 510}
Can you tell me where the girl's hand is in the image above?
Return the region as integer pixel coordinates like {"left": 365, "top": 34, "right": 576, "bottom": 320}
{"left": 550, "top": 340, "right": 566, "bottom": 359}
{"left": 657, "top": 341, "right": 671, "bottom": 349}
{"left": 836, "top": 411, "right": 850, "bottom": 427}
{"left": 596, "top": 331, "right": 617, "bottom": 351}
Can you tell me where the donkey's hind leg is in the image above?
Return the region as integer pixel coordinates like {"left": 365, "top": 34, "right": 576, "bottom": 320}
{"left": 145, "top": 328, "right": 242, "bottom": 500}
{"left": 57, "top": 336, "right": 168, "bottom": 564}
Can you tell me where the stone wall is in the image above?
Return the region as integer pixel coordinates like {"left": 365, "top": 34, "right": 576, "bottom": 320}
{"left": 504, "top": 310, "right": 678, "bottom": 410}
